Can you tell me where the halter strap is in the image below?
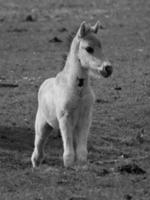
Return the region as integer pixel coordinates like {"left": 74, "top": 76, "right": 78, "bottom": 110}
{"left": 77, "top": 77, "right": 85, "bottom": 87}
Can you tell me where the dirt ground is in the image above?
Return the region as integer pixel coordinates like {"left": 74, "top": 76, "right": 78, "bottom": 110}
{"left": 0, "top": 0, "right": 150, "bottom": 199}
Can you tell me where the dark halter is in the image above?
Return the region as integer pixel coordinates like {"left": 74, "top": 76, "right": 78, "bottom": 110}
{"left": 77, "top": 77, "right": 84, "bottom": 87}
{"left": 76, "top": 58, "right": 85, "bottom": 87}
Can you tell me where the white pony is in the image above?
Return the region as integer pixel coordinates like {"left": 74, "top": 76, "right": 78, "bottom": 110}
{"left": 31, "top": 21, "right": 113, "bottom": 168}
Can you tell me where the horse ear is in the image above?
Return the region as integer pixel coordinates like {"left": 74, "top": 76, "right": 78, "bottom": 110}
{"left": 91, "top": 21, "right": 100, "bottom": 33}
{"left": 77, "top": 21, "right": 88, "bottom": 38}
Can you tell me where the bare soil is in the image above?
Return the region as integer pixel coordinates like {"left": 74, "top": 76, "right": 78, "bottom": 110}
{"left": 0, "top": 0, "right": 150, "bottom": 199}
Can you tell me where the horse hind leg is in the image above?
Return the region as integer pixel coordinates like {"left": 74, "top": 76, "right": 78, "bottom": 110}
{"left": 31, "top": 110, "right": 53, "bottom": 168}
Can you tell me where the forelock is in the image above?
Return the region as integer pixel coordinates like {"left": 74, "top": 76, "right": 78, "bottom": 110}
{"left": 82, "top": 33, "right": 101, "bottom": 47}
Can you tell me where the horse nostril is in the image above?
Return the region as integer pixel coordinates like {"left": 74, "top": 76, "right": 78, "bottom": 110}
{"left": 99, "top": 63, "right": 113, "bottom": 78}
{"left": 104, "top": 65, "right": 113, "bottom": 76}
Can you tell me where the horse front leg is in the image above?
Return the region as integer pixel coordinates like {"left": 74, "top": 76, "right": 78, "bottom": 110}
{"left": 58, "top": 113, "right": 75, "bottom": 167}
{"left": 75, "top": 109, "right": 93, "bottom": 165}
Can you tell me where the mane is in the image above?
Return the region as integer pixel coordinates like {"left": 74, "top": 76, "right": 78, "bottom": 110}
{"left": 60, "top": 26, "right": 78, "bottom": 70}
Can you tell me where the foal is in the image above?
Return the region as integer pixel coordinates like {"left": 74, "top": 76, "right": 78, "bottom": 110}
{"left": 31, "top": 21, "right": 113, "bottom": 168}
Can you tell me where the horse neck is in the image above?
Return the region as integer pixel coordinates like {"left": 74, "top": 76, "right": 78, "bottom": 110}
{"left": 63, "top": 37, "right": 89, "bottom": 86}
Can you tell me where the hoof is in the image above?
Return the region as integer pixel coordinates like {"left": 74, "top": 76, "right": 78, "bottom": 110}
{"left": 31, "top": 151, "right": 43, "bottom": 168}
{"left": 63, "top": 153, "right": 75, "bottom": 168}
{"left": 76, "top": 150, "right": 87, "bottom": 165}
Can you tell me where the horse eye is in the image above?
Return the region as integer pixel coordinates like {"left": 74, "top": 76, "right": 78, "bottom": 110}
{"left": 85, "top": 46, "right": 94, "bottom": 54}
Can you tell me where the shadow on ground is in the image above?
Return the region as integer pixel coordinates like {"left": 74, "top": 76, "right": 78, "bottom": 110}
{"left": 0, "top": 126, "right": 63, "bottom": 168}
{"left": 0, "top": 126, "right": 34, "bottom": 152}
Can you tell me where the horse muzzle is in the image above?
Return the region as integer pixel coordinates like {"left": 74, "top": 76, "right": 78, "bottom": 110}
{"left": 99, "top": 62, "right": 113, "bottom": 78}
